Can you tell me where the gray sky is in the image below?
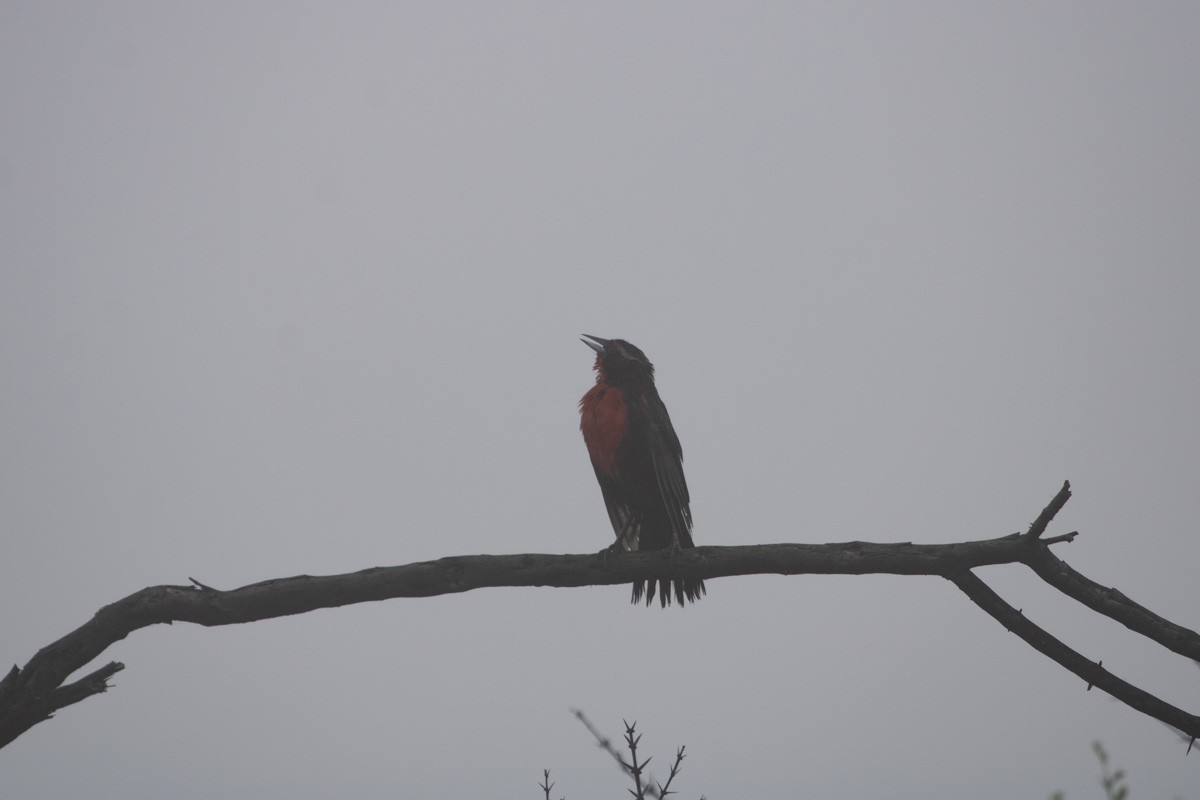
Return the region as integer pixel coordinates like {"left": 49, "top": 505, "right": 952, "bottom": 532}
{"left": 2, "top": 3, "right": 1198, "bottom": 798}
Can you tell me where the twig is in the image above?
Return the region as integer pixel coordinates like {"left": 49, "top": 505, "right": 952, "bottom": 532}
{"left": 48, "top": 661, "right": 124, "bottom": 709}
{"left": 574, "top": 711, "right": 688, "bottom": 799}
{"left": 624, "top": 720, "right": 648, "bottom": 800}
{"left": 572, "top": 708, "right": 634, "bottom": 775}
{"left": 655, "top": 746, "right": 686, "bottom": 798}
{"left": 1025, "top": 480, "right": 1071, "bottom": 540}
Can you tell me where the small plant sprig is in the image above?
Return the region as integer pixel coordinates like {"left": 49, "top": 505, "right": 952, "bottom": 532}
{"left": 568, "top": 709, "right": 698, "bottom": 800}
{"left": 1048, "top": 740, "right": 1134, "bottom": 800}
{"left": 1093, "top": 741, "right": 1129, "bottom": 800}
{"left": 538, "top": 768, "right": 561, "bottom": 800}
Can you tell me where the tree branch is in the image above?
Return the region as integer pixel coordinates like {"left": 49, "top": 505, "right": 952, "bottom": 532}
{"left": 1023, "top": 546, "right": 1200, "bottom": 662}
{"left": 3, "top": 483, "right": 1198, "bottom": 751}
{"left": 948, "top": 569, "right": 1200, "bottom": 738}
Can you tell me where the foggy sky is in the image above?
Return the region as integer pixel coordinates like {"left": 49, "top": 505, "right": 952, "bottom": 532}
{"left": 2, "top": 3, "right": 1198, "bottom": 798}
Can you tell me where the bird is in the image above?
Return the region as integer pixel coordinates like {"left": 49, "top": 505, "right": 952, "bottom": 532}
{"left": 578, "top": 335, "right": 705, "bottom": 607}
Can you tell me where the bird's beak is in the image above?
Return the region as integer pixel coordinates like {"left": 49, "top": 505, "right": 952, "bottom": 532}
{"left": 580, "top": 334, "right": 607, "bottom": 354}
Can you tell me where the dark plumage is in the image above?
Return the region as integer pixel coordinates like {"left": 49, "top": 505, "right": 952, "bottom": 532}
{"left": 578, "top": 335, "right": 704, "bottom": 607}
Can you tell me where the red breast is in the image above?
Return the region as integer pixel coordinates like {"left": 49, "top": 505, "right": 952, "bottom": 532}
{"left": 579, "top": 383, "right": 627, "bottom": 474}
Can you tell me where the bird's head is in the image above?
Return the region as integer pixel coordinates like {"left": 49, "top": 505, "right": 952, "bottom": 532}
{"left": 581, "top": 334, "right": 655, "bottom": 385}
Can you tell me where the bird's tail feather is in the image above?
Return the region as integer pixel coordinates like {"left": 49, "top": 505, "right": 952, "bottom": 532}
{"left": 632, "top": 578, "right": 705, "bottom": 608}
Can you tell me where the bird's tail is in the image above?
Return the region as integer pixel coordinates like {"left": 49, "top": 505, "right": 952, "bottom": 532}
{"left": 632, "top": 578, "right": 706, "bottom": 608}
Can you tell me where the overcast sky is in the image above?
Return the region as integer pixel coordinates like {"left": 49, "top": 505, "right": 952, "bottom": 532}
{"left": 2, "top": 3, "right": 1198, "bottom": 798}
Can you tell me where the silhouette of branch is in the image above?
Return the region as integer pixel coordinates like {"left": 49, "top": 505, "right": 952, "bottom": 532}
{"left": 2, "top": 482, "right": 1198, "bottom": 750}
{"left": 949, "top": 569, "right": 1199, "bottom": 739}
{"left": 655, "top": 746, "right": 687, "bottom": 799}
{"left": 572, "top": 712, "right": 687, "bottom": 800}
{"left": 1023, "top": 547, "right": 1200, "bottom": 661}
{"left": 572, "top": 708, "right": 635, "bottom": 775}
{"left": 1025, "top": 480, "right": 1072, "bottom": 540}
{"left": 0, "top": 660, "right": 124, "bottom": 748}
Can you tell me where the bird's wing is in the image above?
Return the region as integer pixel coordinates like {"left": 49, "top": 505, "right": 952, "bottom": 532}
{"left": 593, "top": 465, "right": 640, "bottom": 551}
{"left": 644, "top": 395, "right": 694, "bottom": 547}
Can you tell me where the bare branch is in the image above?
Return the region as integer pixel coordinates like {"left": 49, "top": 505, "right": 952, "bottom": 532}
{"left": 1023, "top": 547, "right": 1200, "bottom": 662}
{"left": 3, "top": 482, "right": 1198, "bottom": 751}
{"left": 1025, "top": 480, "right": 1071, "bottom": 540}
{"left": 947, "top": 569, "right": 1200, "bottom": 738}
{"left": 1040, "top": 531, "right": 1078, "bottom": 546}
{"left": 0, "top": 533, "right": 1058, "bottom": 748}
{"left": 49, "top": 661, "right": 124, "bottom": 711}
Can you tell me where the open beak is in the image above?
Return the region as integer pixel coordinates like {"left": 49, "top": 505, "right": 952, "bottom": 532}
{"left": 580, "top": 334, "right": 608, "bottom": 354}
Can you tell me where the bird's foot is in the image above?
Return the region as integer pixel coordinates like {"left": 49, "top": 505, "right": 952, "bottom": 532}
{"left": 597, "top": 540, "right": 624, "bottom": 560}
